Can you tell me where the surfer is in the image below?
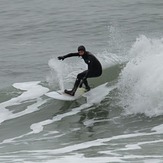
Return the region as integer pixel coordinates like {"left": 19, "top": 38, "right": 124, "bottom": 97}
{"left": 58, "top": 45, "right": 102, "bottom": 96}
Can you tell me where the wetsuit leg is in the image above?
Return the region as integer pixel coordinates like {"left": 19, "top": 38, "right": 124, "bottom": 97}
{"left": 82, "top": 79, "right": 90, "bottom": 91}
{"left": 65, "top": 70, "right": 101, "bottom": 95}
{"left": 82, "top": 70, "right": 101, "bottom": 90}
{"left": 77, "top": 70, "right": 88, "bottom": 87}
{"left": 77, "top": 70, "right": 92, "bottom": 90}
{"left": 65, "top": 71, "right": 88, "bottom": 96}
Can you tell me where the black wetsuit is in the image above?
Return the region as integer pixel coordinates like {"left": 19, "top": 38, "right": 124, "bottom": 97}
{"left": 64, "top": 51, "right": 102, "bottom": 88}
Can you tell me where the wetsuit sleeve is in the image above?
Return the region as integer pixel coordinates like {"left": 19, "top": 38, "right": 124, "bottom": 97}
{"left": 64, "top": 53, "right": 79, "bottom": 59}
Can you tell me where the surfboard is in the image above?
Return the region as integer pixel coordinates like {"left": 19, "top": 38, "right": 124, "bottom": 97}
{"left": 46, "top": 87, "right": 87, "bottom": 101}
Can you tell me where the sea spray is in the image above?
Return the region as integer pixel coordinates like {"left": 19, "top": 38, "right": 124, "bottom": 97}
{"left": 47, "top": 57, "right": 85, "bottom": 90}
{"left": 48, "top": 58, "right": 65, "bottom": 91}
{"left": 47, "top": 51, "right": 121, "bottom": 90}
{"left": 118, "top": 35, "right": 163, "bottom": 117}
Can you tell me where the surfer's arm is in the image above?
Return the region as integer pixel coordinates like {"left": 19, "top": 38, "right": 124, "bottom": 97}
{"left": 58, "top": 53, "right": 79, "bottom": 60}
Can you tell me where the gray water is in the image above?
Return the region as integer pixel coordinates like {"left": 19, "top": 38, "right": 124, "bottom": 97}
{"left": 0, "top": 0, "right": 163, "bottom": 163}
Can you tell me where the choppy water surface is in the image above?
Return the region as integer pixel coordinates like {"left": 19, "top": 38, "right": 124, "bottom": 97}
{"left": 0, "top": 0, "right": 163, "bottom": 162}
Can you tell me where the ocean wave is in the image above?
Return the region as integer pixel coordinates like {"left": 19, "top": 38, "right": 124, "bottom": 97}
{"left": 118, "top": 35, "right": 163, "bottom": 117}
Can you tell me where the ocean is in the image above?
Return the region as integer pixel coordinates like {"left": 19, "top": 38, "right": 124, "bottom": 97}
{"left": 0, "top": 0, "right": 163, "bottom": 162}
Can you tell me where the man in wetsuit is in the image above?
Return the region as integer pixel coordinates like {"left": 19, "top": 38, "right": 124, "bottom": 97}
{"left": 58, "top": 45, "right": 102, "bottom": 96}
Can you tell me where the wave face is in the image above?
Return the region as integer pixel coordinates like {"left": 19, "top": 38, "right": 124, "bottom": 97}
{"left": 118, "top": 35, "right": 163, "bottom": 117}
{"left": 0, "top": 38, "right": 163, "bottom": 162}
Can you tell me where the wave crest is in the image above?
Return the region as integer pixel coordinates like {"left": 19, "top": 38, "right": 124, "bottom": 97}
{"left": 118, "top": 35, "right": 163, "bottom": 117}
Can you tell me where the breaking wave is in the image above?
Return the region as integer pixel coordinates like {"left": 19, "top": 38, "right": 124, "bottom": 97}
{"left": 118, "top": 35, "right": 163, "bottom": 117}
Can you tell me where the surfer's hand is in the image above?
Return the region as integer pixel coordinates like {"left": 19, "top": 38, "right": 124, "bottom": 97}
{"left": 58, "top": 56, "right": 65, "bottom": 60}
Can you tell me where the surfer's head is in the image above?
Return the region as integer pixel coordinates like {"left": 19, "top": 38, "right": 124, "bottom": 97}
{"left": 78, "top": 45, "right": 86, "bottom": 56}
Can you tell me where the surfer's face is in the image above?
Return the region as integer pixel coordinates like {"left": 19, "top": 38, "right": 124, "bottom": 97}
{"left": 78, "top": 50, "right": 85, "bottom": 56}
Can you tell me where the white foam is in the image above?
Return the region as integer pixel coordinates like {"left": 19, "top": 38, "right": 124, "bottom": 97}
{"left": 30, "top": 103, "right": 92, "bottom": 133}
{"left": 3, "top": 125, "right": 163, "bottom": 162}
{"left": 43, "top": 131, "right": 60, "bottom": 136}
{"left": 6, "top": 129, "right": 161, "bottom": 163}
{"left": 124, "top": 144, "right": 141, "bottom": 150}
{"left": 9, "top": 98, "right": 47, "bottom": 121}
{"left": 13, "top": 81, "right": 40, "bottom": 91}
{"left": 0, "top": 81, "right": 49, "bottom": 124}
{"left": 151, "top": 124, "right": 163, "bottom": 134}
{"left": 118, "top": 35, "right": 163, "bottom": 117}
{"left": 144, "top": 159, "right": 163, "bottom": 163}
{"left": 83, "top": 118, "right": 111, "bottom": 127}
{"left": 23, "top": 153, "right": 123, "bottom": 163}
{"left": 30, "top": 83, "right": 112, "bottom": 134}
{"left": 124, "top": 139, "right": 163, "bottom": 151}
{"left": 1, "top": 132, "right": 31, "bottom": 144}
{"left": 50, "top": 126, "right": 163, "bottom": 155}
{"left": 83, "top": 83, "right": 115, "bottom": 103}
{"left": 41, "top": 134, "right": 141, "bottom": 155}
{"left": 53, "top": 154, "right": 123, "bottom": 163}
{"left": 13, "top": 81, "right": 49, "bottom": 101}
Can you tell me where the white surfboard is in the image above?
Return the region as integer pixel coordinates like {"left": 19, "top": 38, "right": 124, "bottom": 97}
{"left": 45, "top": 87, "right": 87, "bottom": 101}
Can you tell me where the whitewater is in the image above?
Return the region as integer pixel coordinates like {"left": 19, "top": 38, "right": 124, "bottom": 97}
{"left": 0, "top": 0, "right": 163, "bottom": 163}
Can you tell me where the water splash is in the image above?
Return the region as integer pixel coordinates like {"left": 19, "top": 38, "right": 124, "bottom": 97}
{"left": 118, "top": 35, "right": 163, "bottom": 117}
{"left": 48, "top": 58, "right": 65, "bottom": 91}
